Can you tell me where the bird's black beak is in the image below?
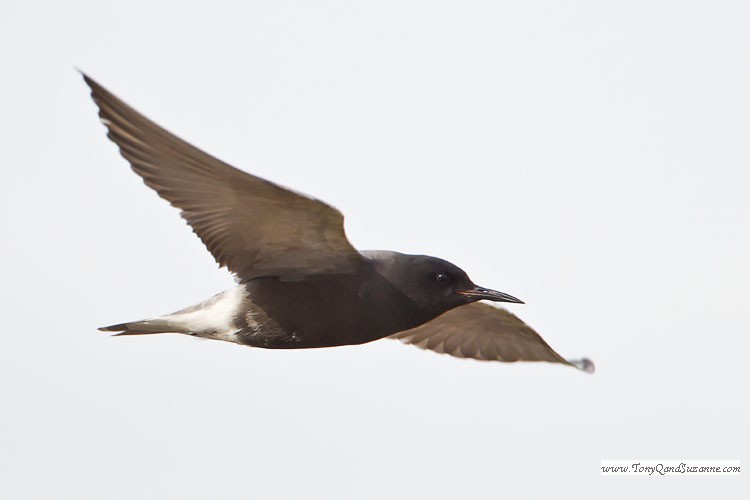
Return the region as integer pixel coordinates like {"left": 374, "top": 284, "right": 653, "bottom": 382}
{"left": 458, "top": 286, "right": 524, "bottom": 304}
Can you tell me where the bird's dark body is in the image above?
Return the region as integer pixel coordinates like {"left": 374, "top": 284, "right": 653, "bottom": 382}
{"left": 238, "top": 264, "right": 440, "bottom": 349}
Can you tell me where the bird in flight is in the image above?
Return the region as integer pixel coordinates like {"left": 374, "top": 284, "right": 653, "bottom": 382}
{"left": 83, "top": 73, "right": 593, "bottom": 372}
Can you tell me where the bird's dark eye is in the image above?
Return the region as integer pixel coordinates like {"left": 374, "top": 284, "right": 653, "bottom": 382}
{"left": 434, "top": 273, "right": 450, "bottom": 285}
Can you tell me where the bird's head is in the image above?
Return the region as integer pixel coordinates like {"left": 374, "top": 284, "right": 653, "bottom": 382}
{"left": 363, "top": 251, "right": 523, "bottom": 315}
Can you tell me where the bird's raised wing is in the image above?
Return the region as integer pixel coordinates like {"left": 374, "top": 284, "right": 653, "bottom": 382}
{"left": 83, "top": 73, "right": 364, "bottom": 281}
{"left": 390, "top": 302, "right": 594, "bottom": 372}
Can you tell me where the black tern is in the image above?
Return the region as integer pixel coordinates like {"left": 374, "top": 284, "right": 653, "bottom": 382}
{"left": 84, "top": 73, "right": 593, "bottom": 372}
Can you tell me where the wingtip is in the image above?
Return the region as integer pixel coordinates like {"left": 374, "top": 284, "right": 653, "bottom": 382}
{"left": 79, "top": 71, "right": 100, "bottom": 103}
{"left": 82, "top": 75, "right": 97, "bottom": 91}
{"left": 569, "top": 357, "right": 595, "bottom": 373}
{"left": 78, "top": 71, "right": 104, "bottom": 97}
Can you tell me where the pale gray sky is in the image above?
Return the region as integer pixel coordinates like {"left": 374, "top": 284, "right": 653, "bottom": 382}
{"left": 1, "top": 1, "right": 748, "bottom": 498}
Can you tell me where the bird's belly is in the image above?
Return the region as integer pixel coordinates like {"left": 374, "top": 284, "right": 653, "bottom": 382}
{"left": 237, "top": 276, "right": 410, "bottom": 349}
{"left": 236, "top": 300, "right": 386, "bottom": 349}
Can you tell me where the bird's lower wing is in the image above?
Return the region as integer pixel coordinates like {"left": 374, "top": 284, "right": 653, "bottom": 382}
{"left": 389, "top": 302, "right": 594, "bottom": 372}
{"left": 82, "top": 74, "right": 364, "bottom": 281}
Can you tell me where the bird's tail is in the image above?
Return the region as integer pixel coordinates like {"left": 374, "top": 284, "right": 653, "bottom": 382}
{"left": 99, "top": 287, "right": 244, "bottom": 340}
{"left": 98, "top": 317, "right": 186, "bottom": 336}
